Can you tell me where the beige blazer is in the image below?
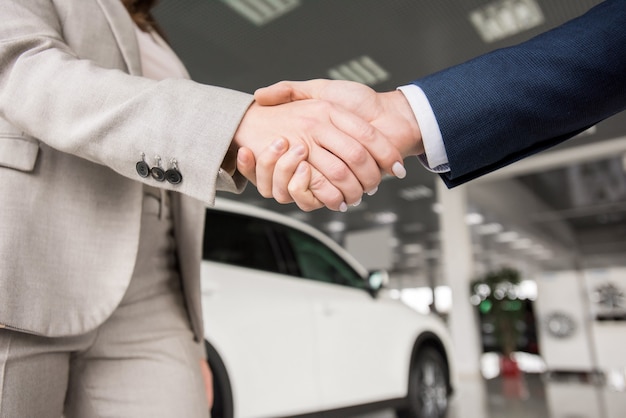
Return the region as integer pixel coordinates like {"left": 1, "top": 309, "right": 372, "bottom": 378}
{"left": 0, "top": 0, "right": 253, "bottom": 339}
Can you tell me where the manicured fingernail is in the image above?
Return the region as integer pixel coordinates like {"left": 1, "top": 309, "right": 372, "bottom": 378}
{"left": 339, "top": 202, "right": 348, "bottom": 212}
{"left": 392, "top": 161, "right": 406, "bottom": 179}
{"left": 352, "top": 198, "right": 362, "bottom": 207}
{"left": 271, "top": 138, "right": 286, "bottom": 152}
{"left": 366, "top": 187, "right": 378, "bottom": 196}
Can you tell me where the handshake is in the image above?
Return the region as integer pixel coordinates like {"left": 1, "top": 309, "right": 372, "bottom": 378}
{"left": 230, "top": 79, "right": 425, "bottom": 212}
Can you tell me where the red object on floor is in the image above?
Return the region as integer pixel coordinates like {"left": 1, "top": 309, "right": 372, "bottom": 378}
{"left": 500, "top": 355, "right": 521, "bottom": 377}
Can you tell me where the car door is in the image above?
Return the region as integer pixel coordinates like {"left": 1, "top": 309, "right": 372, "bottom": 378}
{"left": 201, "top": 210, "right": 321, "bottom": 417}
{"left": 278, "top": 227, "right": 414, "bottom": 410}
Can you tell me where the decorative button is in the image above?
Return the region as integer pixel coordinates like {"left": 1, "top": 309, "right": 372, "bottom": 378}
{"left": 165, "top": 159, "right": 182, "bottom": 184}
{"left": 151, "top": 156, "right": 165, "bottom": 182}
{"left": 136, "top": 153, "right": 150, "bottom": 178}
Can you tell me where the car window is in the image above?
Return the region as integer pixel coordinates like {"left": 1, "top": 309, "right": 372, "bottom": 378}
{"left": 203, "top": 210, "right": 282, "bottom": 274}
{"left": 282, "top": 228, "right": 366, "bottom": 290}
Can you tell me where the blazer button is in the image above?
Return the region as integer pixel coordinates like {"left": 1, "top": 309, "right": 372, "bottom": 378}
{"left": 165, "top": 169, "right": 182, "bottom": 184}
{"left": 151, "top": 156, "right": 166, "bottom": 182}
{"left": 151, "top": 166, "right": 166, "bottom": 182}
{"left": 165, "top": 159, "right": 182, "bottom": 184}
{"left": 136, "top": 154, "right": 150, "bottom": 178}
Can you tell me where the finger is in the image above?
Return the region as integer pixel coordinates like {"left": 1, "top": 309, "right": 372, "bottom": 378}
{"left": 236, "top": 147, "right": 257, "bottom": 185}
{"left": 287, "top": 162, "right": 324, "bottom": 212}
{"left": 307, "top": 165, "right": 350, "bottom": 212}
{"left": 271, "top": 143, "right": 308, "bottom": 204}
{"left": 255, "top": 138, "right": 289, "bottom": 198}
{"left": 328, "top": 105, "right": 406, "bottom": 181}
{"left": 304, "top": 105, "right": 381, "bottom": 198}
{"left": 254, "top": 80, "right": 329, "bottom": 105}
{"left": 307, "top": 142, "right": 365, "bottom": 206}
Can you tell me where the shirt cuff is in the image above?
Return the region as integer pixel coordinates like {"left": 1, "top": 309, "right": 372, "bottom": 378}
{"left": 397, "top": 84, "right": 450, "bottom": 173}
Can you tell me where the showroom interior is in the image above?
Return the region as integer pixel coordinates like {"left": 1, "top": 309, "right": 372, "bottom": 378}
{"left": 153, "top": 0, "right": 625, "bottom": 417}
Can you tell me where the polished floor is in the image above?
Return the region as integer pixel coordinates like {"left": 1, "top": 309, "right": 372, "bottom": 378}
{"left": 356, "top": 373, "right": 626, "bottom": 418}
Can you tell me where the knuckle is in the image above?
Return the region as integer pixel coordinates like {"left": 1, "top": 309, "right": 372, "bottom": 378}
{"left": 357, "top": 122, "right": 378, "bottom": 143}
{"left": 346, "top": 145, "right": 369, "bottom": 166}
{"left": 327, "top": 163, "right": 350, "bottom": 183}
{"left": 309, "top": 177, "right": 342, "bottom": 209}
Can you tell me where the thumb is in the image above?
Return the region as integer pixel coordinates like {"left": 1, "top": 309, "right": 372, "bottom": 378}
{"left": 254, "top": 79, "right": 328, "bottom": 105}
{"left": 236, "top": 147, "right": 257, "bottom": 186}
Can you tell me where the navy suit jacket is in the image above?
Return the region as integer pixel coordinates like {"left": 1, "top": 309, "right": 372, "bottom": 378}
{"left": 412, "top": 0, "right": 626, "bottom": 187}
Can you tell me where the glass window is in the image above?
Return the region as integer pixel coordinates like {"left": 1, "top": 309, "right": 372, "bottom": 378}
{"left": 203, "top": 210, "right": 281, "bottom": 274}
{"left": 283, "top": 228, "right": 366, "bottom": 290}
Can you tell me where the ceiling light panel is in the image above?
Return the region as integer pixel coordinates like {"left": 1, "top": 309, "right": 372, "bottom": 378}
{"left": 469, "top": 0, "right": 544, "bottom": 43}
{"left": 221, "top": 0, "right": 301, "bottom": 26}
{"left": 399, "top": 185, "right": 433, "bottom": 201}
{"left": 328, "top": 56, "right": 389, "bottom": 86}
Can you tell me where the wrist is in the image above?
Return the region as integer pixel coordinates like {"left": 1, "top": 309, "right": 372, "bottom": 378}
{"left": 382, "top": 91, "right": 423, "bottom": 157}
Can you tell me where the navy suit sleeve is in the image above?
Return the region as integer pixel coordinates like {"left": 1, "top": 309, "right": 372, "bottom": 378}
{"left": 412, "top": 0, "right": 626, "bottom": 187}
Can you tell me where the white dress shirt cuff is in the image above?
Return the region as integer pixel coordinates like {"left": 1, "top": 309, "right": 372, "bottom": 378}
{"left": 397, "top": 84, "right": 450, "bottom": 173}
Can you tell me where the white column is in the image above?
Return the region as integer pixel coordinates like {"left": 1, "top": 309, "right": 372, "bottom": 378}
{"left": 436, "top": 180, "right": 488, "bottom": 417}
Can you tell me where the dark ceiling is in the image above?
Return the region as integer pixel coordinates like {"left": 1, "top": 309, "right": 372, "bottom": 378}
{"left": 154, "top": 0, "right": 626, "bottom": 285}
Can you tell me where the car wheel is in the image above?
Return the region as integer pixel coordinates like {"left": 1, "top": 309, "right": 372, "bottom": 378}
{"left": 205, "top": 341, "right": 234, "bottom": 418}
{"left": 397, "top": 347, "right": 449, "bottom": 418}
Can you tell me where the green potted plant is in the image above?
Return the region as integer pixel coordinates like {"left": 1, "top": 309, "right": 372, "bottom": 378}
{"left": 471, "top": 267, "right": 524, "bottom": 377}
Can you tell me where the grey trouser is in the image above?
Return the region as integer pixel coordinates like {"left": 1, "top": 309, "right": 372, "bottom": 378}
{"left": 0, "top": 190, "right": 209, "bottom": 418}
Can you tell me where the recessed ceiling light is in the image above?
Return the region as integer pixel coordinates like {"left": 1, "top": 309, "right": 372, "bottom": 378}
{"left": 403, "top": 243, "right": 423, "bottom": 254}
{"left": 399, "top": 185, "right": 433, "bottom": 201}
{"left": 328, "top": 56, "right": 389, "bottom": 86}
{"left": 469, "top": 0, "right": 544, "bottom": 43}
{"left": 496, "top": 231, "right": 519, "bottom": 243}
{"left": 365, "top": 211, "right": 397, "bottom": 224}
{"left": 476, "top": 222, "right": 503, "bottom": 235}
{"left": 221, "top": 0, "right": 301, "bottom": 26}
{"left": 325, "top": 220, "right": 346, "bottom": 233}
{"left": 465, "top": 213, "right": 484, "bottom": 225}
{"left": 511, "top": 238, "right": 533, "bottom": 250}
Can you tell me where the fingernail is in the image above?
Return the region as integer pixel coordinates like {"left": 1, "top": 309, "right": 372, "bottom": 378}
{"left": 352, "top": 198, "right": 362, "bottom": 207}
{"left": 271, "top": 138, "right": 286, "bottom": 152}
{"left": 366, "top": 187, "right": 378, "bottom": 196}
{"left": 392, "top": 161, "right": 406, "bottom": 179}
{"left": 339, "top": 202, "right": 348, "bottom": 212}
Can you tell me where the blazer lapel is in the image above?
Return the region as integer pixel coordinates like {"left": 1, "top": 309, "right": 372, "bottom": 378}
{"left": 94, "top": 0, "right": 142, "bottom": 76}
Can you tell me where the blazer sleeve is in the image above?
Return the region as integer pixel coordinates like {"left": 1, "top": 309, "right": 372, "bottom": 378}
{"left": 0, "top": 0, "right": 254, "bottom": 205}
{"left": 411, "top": 0, "right": 626, "bottom": 187}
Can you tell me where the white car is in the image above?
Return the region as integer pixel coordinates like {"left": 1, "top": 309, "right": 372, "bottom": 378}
{"left": 201, "top": 198, "right": 455, "bottom": 418}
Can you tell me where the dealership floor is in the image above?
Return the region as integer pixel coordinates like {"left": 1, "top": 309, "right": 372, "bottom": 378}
{"left": 355, "top": 372, "right": 626, "bottom": 418}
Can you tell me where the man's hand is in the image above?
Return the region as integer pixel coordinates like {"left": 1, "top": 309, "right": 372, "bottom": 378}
{"left": 233, "top": 99, "right": 405, "bottom": 211}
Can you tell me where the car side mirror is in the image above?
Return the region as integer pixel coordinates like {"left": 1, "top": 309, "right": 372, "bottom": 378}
{"left": 367, "top": 270, "right": 389, "bottom": 297}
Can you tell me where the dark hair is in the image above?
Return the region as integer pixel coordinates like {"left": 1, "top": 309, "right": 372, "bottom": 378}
{"left": 121, "top": 0, "right": 160, "bottom": 32}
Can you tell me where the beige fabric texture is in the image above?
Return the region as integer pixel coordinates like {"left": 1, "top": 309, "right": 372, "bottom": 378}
{"left": 0, "top": 195, "right": 209, "bottom": 418}
{"left": 0, "top": 0, "right": 254, "bottom": 338}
